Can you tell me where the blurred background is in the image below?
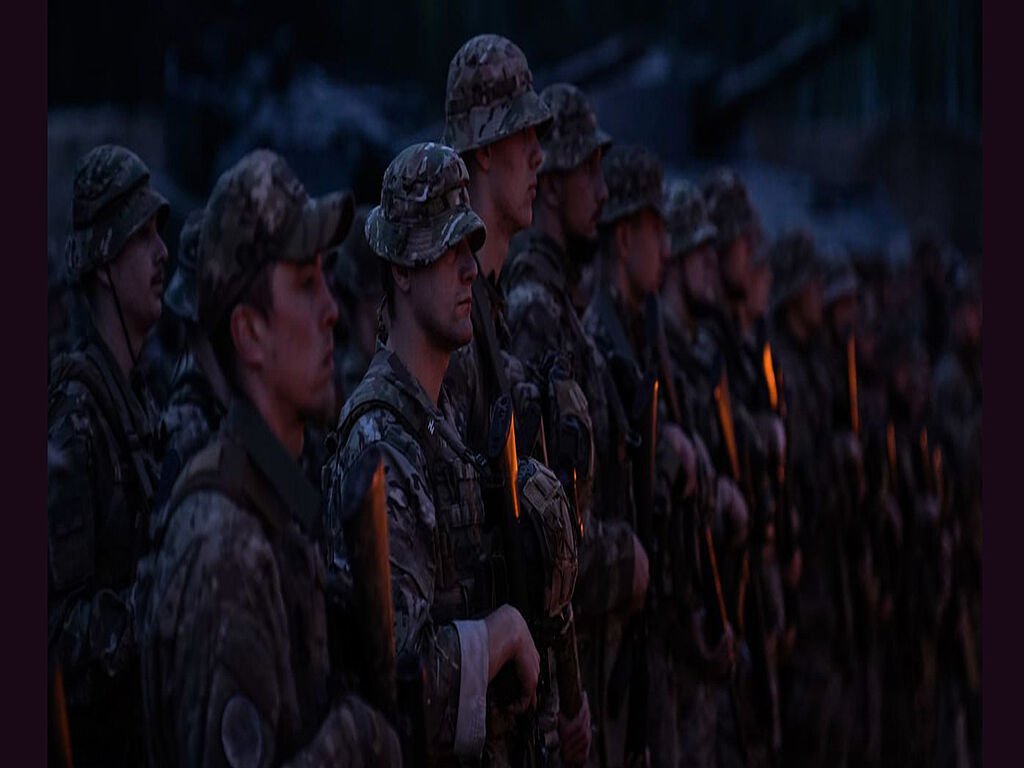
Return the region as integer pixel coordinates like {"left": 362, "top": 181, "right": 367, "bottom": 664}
{"left": 48, "top": 0, "right": 981, "bottom": 290}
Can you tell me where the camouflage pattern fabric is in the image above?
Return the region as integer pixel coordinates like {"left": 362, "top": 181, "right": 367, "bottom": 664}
{"left": 326, "top": 205, "right": 380, "bottom": 302}
{"left": 537, "top": 83, "right": 612, "bottom": 174}
{"left": 138, "top": 397, "right": 400, "bottom": 768}
{"left": 199, "top": 149, "right": 354, "bottom": 331}
{"left": 324, "top": 349, "right": 495, "bottom": 764}
{"left": 365, "top": 142, "right": 485, "bottom": 267}
{"left": 442, "top": 34, "right": 552, "bottom": 154}
{"left": 48, "top": 319, "right": 161, "bottom": 765}
{"left": 64, "top": 144, "right": 170, "bottom": 284}
{"left": 599, "top": 145, "right": 665, "bottom": 227}
{"left": 664, "top": 179, "right": 718, "bottom": 258}
{"left": 700, "top": 168, "right": 765, "bottom": 256}
{"left": 164, "top": 208, "right": 205, "bottom": 323}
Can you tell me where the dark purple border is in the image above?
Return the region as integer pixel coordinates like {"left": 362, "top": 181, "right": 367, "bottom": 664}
{"left": 982, "top": 1, "right": 1015, "bottom": 764}
{"left": 3, "top": 1, "right": 47, "bottom": 765}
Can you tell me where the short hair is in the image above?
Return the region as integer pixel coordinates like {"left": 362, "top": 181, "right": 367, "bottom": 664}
{"left": 209, "top": 260, "right": 275, "bottom": 388}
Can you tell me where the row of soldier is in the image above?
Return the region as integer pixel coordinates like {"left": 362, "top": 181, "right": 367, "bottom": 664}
{"left": 47, "top": 32, "right": 981, "bottom": 768}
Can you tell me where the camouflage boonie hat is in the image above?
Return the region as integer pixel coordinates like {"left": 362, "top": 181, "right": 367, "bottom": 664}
{"left": 663, "top": 179, "right": 718, "bottom": 258}
{"left": 198, "top": 149, "right": 355, "bottom": 331}
{"left": 537, "top": 83, "right": 612, "bottom": 174}
{"left": 325, "top": 205, "right": 381, "bottom": 302}
{"left": 442, "top": 34, "right": 552, "bottom": 154}
{"left": 701, "top": 168, "right": 765, "bottom": 257}
{"left": 822, "top": 258, "right": 858, "bottom": 307}
{"left": 65, "top": 144, "right": 170, "bottom": 284}
{"left": 599, "top": 145, "right": 665, "bottom": 227}
{"left": 366, "top": 142, "right": 486, "bottom": 268}
{"left": 769, "top": 229, "right": 823, "bottom": 311}
{"left": 164, "top": 209, "right": 205, "bottom": 322}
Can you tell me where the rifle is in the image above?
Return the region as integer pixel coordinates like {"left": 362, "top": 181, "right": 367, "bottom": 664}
{"left": 340, "top": 448, "right": 426, "bottom": 767}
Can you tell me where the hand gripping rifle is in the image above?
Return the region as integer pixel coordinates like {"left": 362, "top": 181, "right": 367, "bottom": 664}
{"left": 340, "top": 448, "right": 426, "bottom": 768}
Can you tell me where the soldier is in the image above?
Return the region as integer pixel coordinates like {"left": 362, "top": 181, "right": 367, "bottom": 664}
{"left": 324, "top": 141, "right": 559, "bottom": 766}
{"left": 439, "top": 33, "right": 552, "bottom": 456}
{"left": 137, "top": 149, "right": 400, "bottom": 767}
{"left": 503, "top": 84, "right": 651, "bottom": 768}
{"left": 768, "top": 230, "right": 859, "bottom": 768}
{"left": 47, "top": 145, "right": 168, "bottom": 766}
{"left": 155, "top": 208, "right": 231, "bottom": 499}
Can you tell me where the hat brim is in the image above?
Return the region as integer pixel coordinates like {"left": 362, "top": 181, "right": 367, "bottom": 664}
{"left": 366, "top": 205, "right": 486, "bottom": 268}
{"left": 282, "top": 190, "right": 355, "bottom": 264}
{"left": 670, "top": 222, "right": 718, "bottom": 259}
{"left": 539, "top": 128, "right": 614, "bottom": 175}
{"left": 447, "top": 88, "right": 554, "bottom": 154}
{"left": 823, "top": 275, "right": 858, "bottom": 306}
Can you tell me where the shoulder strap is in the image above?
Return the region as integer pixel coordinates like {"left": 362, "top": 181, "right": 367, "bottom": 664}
{"left": 49, "top": 349, "right": 156, "bottom": 503}
{"left": 471, "top": 277, "right": 511, "bottom": 400}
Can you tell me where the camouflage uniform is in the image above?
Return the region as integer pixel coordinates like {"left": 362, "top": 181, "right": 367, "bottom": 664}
{"left": 137, "top": 149, "right": 399, "bottom": 768}
{"left": 502, "top": 87, "right": 643, "bottom": 768}
{"left": 440, "top": 34, "right": 552, "bottom": 460}
{"left": 581, "top": 145, "right": 704, "bottom": 767}
{"left": 768, "top": 231, "right": 854, "bottom": 768}
{"left": 156, "top": 208, "right": 231, "bottom": 503}
{"left": 326, "top": 142, "right": 580, "bottom": 767}
{"left": 47, "top": 145, "right": 168, "bottom": 766}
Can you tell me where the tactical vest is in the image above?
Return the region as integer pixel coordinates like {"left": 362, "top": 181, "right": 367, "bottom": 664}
{"left": 141, "top": 436, "right": 330, "bottom": 761}
{"left": 49, "top": 345, "right": 160, "bottom": 584}
{"left": 334, "top": 354, "right": 503, "bottom": 625}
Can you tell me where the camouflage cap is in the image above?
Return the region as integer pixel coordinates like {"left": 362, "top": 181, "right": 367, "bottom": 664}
{"left": 599, "top": 145, "right": 665, "bottom": 227}
{"left": 324, "top": 205, "right": 382, "bottom": 302}
{"left": 366, "top": 142, "right": 486, "bottom": 268}
{"left": 537, "top": 83, "right": 612, "bottom": 174}
{"left": 663, "top": 179, "right": 718, "bottom": 258}
{"left": 769, "top": 229, "right": 823, "bottom": 312}
{"left": 164, "top": 209, "right": 205, "bottom": 322}
{"left": 701, "top": 167, "right": 765, "bottom": 257}
{"left": 65, "top": 144, "right": 170, "bottom": 284}
{"left": 198, "top": 149, "right": 355, "bottom": 331}
{"left": 441, "top": 34, "right": 552, "bottom": 154}
{"left": 822, "top": 258, "right": 858, "bottom": 307}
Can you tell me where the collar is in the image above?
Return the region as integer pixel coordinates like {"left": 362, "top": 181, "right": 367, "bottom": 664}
{"left": 224, "top": 395, "right": 321, "bottom": 536}
{"left": 526, "top": 231, "right": 569, "bottom": 294}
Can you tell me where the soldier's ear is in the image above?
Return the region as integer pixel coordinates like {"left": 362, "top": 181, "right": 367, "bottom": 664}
{"left": 229, "top": 303, "right": 268, "bottom": 370}
{"left": 470, "top": 145, "right": 493, "bottom": 174}
{"left": 392, "top": 264, "right": 412, "bottom": 295}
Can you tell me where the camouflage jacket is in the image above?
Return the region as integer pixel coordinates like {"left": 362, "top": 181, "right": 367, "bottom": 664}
{"left": 504, "top": 234, "right": 638, "bottom": 621}
{"left": 47, "top": 321, "right": 160, "bottom": 764}
{"left": 444, "top": 272, "right": 537, "bottom": 459}
{"left": 157, "top": 332, "right": 229, "bottom": 497}
{"left": 326, "top": 349, "right": 499, "bottom": 765}
{"left": 137, "top": 396, "right": 399, "bottom": 768}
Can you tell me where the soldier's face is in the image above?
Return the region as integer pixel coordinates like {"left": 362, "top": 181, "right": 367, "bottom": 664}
{"left": 953, "top": 300, "right": 981, "bottom": 350}
{"left": 622, "top": 209, "right": 668, "bottom": 299}
{"left": 828, "top": 294, "right": 858, "bottom": 342}
{"left": 720, "top": 235, "right": 753, "bottom": 300}
{"left": 682, "top": 242, "right": 719, "bottom": 309}
{"left": 262, "top": 255, "right": 340, "bottom": 425}
{"left": 488, "top": 126, "right": 543, "bottom": 233}
{"left": 406, "top": 238, "right": 479, "bottom": 352}
{"left": 747, "top": 260, "right": 773, "bottom": 320}
{"left": 796, "top": 277, "right": 824, "bottom": 331}
{"left": 108, "top": 214, "right": 168, "bottom": 334}
{"left": 559, "top": 148, "right": 608, "bottom": 242}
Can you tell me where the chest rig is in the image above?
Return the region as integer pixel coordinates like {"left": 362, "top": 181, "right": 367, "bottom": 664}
{"left": 335, "top": 352, "right": 506, "bottom": 626}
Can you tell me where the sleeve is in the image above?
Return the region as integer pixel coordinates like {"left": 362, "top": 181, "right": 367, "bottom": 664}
{"left": 572, "top": 517, "right": 637, "bottom": 621}
{"left": 506, "top": 286, "right": 562, "bottom": 372}
{"left": 336, "top": 415, "right": 490, "bottom": 759}
{"left": 47, "top": 394, "right": 136, "bottom": 685}
{"left": 159, "top": 494, "right": 400, "bottom": 768}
